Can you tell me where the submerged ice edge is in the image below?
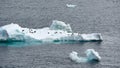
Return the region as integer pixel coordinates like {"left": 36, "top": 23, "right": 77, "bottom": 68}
{"left": 0, "top": 20, "right": 103, "bottom": 44}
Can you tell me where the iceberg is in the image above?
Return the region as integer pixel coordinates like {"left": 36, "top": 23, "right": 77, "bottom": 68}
{"left": 69, "top": 49, "right": 101, "bottom": 63}
{"left": 0, "top": 20, "right": 102, "bottom": 43}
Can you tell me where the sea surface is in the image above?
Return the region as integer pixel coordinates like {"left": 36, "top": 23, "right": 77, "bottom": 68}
{"left": 0, "top": 0, "right": 120, "bottom": 68}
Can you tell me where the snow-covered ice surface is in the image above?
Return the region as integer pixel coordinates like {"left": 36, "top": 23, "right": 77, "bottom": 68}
{"left": 69, "top": 49, "right": 101, "bottom": 63}
{"left": 0, "top": 20, "right": 102, "bottom": 46}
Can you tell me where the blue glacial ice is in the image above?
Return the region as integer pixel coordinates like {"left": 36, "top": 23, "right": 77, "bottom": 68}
{"left": 0, "top": 28, "right": 9, "bottom": 41}
{"left": 0, "top": 20, "right": 103, "bottom": 43}
{"left": 69, "top": 49, "right": 101, "bottom": 63}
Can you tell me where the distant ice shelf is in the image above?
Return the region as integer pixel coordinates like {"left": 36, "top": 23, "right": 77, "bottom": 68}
{"left": 0, "top": 20, "right": 103, "bottom": 43}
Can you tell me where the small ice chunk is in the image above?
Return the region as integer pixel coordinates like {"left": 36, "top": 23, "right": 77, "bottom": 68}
{"left": 66, "top": 4, "right": 77, "bottom": 8}
{"left": 69, "top": 49, "right": 101, "bottom": 63}
{"left": 85, "top": 49, "right": 101, "bottom": 62}
{"left": 69, "top": 51, "right": 87, "bottom": 63}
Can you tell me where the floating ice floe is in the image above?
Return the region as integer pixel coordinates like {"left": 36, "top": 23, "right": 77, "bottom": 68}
{"left": 85, "top": 49, "right": 101, "bottom": 62}
{"left": 69, "top": 51, "right": 87, "bottom": 63}
{"left": 69, "top": 49, "right": 101, "bottom": 63}
{"left": 66, "top": 4, "right": 77, "bottom": 8}
{"left": 0, "top": 20, "right": 102, "bottom": 43}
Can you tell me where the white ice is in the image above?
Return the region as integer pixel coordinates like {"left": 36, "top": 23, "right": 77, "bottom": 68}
{"left": 50, "top": 20, "right": 72, "bottom": 32}
{"left": 66, "top": 4, "right": 77, "bottom": 8}
{"left": 85, "top": 49, "right": 101, "bottom": 61}
{"left": 0, "top": 20, "right": 103, "bottom": 42}
{"left": 69, "top": 49, "right": 101, "bottom": 63}
{"left": 69, "top": 51, "right": 87, "bottom": 63}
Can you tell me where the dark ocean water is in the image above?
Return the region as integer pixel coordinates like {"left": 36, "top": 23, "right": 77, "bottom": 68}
{"left": 0, "top": 0, "right": 120, "bottom": 68}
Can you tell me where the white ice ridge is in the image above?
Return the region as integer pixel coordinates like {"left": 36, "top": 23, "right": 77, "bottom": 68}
{"left": 69, "top": 49, "right": 101, "bottom": 63}
{"left": 0, "top": 20, "right": 103, "bottom": 42}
